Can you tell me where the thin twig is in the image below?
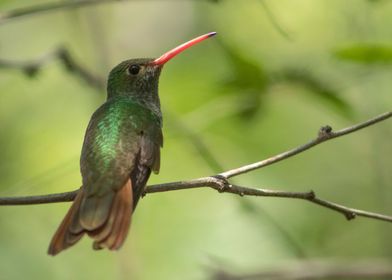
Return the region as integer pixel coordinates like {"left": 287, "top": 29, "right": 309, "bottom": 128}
{"left": 166, "top": 112, "right": 224, "bottom": 172}
{"left": 0, "top": 0, "right": 216, "bottom": 25}
{"left": 0, "top": 189, "right": 78, "bottom": 205}
{"left": 0, "top": 112, "right": 391, "bottom": 225}
{"left": 220, "top": 111, "right": 392, "bottom": 178}
{"left": 1, "top": 176, "right": 392, "bottom": 223}
{"left": 0, "top": 47, "right": 105, "bottom": 90}
{"left": 211, "top": 260, "right": 392, "bottom": 280}
{"left": 0, "top": 0, "right": 120, "bottom": 24}
{"left": 259, "top": 0, "right": 292, "bottom": 41}
{"left": 148, "top": 179, "right": 392, "bottom": 222}
{"left": 169, "top": 112, "right": 308, "bottom": 258}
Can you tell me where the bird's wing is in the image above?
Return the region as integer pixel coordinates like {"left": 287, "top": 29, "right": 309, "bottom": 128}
{"left": 48, "top": 98, "right": 162, "bottom": 253}
{"left": 130, "top": 123, "right": 163, "bottom": 208}
{"left": 80, "top": 100, "right": 151, "bottom": 230}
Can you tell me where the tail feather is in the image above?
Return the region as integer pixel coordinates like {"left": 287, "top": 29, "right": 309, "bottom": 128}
{"left": 79, "top": 192, "right": 115, "bottom": 231}
{"left": 47, "top": 179, "right": 134, "bottom": 256}
{"left": 87, "top": 199, "right": 119, "bottom": 244}
{"left": 48, "top": 190, "right": 85, "bottom": 256}
{"left": 111, "top": 181, "right": 133, "bottom": 249}
{"left": 92, "top": 179, "right": 133, "bottom": 250}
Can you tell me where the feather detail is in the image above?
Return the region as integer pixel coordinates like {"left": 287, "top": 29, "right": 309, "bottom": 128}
{"left": 48, "top": 190, "right": 85, "bottom": 256}
{"left": 92, "top": 179, "right": 133, "bottom": 250}
{"left": 79, "top": 191, "right": 115, "bottom": 231}
{"left": 47, "top": 179, "right": 133, "bottom": 255}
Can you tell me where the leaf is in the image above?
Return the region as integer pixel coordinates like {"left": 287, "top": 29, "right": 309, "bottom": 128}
{"left": 218, "top": 41, "right": 269, "bottom": 119}
{"left": 275, "top": 69, "right": 352, "bottom": 117}
{"left": 220, "top": 42, "right": 267, "bottom": 90}
{"left": 218, "top": 41, "right": 352, "bottom": 119}
{"left": 333, "top": 44, "right": 392, "bottom": 64}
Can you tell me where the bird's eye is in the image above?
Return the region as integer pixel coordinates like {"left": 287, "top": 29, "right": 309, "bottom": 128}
{"left": 127, "top": 64, "right": 141, "bottom": 75}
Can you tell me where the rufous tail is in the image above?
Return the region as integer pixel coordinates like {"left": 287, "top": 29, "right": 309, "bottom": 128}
{"left": 48, "top": 179, "right": 133, "bottom": 256}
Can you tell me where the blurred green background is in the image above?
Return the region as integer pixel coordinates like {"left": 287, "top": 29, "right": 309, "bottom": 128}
{"left": 0, "top": 0, "right": 391, "bottom": 279}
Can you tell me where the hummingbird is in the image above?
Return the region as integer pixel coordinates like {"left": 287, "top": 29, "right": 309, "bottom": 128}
{"left": 48, "top": 32, "right": 217, "bottom": 255}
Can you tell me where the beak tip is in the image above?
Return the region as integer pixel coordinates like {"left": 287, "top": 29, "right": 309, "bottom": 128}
{"left": 153, "top": 32, "right": 217, "bottom": 65}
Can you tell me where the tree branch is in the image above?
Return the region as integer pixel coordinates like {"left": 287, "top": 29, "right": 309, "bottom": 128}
{"left": 220, "top": 111, "right": 392, "bottom": 178}
{"left": 0, "top": 189, "right": 79, "bottom": 205}
{"left": 0, "top": 47, "right": 105, "bottom": 90}
{"left": 0, "top": 111, "right": 391, "bottom": 225}
{"left": 168, "top": 112, "right": 309, "bottom": 258}
{"left": 259, "top": 0, "right": 292, "bottom": 41}
{"left": 0, "top": 0, "right": 123, "bottom": 24}
{"left": 210, "top": 260, "right": 392, "bottom": 280}
{"left": 0, "top": 0, "right": 217, "bottom": 25}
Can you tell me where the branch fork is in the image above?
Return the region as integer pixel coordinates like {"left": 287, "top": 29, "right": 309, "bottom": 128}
{"left": 0, "top": 111, "right": 391, "bottom": 225}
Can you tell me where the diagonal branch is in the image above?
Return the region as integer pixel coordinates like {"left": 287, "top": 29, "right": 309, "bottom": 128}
{"left": 0, "top": 0, "right": 216, "bottom": 25}
{"left": 210, "top": 260, "right": 392, "bottom": 280}
{"left": 0, "top": 111, "right": 391, "bottom": 225}
{"left": 220, "top": 111, "right": 392, "bottom": 178}
{"left": 259, "top": 0, "right": 292, "bottom": 41}
{"left": 145, "top": 177, "right": 392, "bottom": 223}
{"left": 0, "top": 0, "right": 126, "bottom": 24}
{"left": 168, "top": 112, "right": 309, "bottom": 258}
{"left": 0, "top": 47, "right": 105, "bottom": 90}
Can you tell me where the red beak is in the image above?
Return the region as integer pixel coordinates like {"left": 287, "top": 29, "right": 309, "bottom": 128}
{"left": 153, "top": 32, "right": 217, "bottom": 66}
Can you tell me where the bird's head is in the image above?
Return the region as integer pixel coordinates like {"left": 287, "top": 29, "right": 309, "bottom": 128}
{"left": 107, "top": 32, "right": 217, "bottom": 102}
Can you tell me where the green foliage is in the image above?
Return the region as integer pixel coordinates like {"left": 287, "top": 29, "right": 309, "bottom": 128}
{"left": 334, "top": 44, "right": 392, "bottom": 64}
{"left": 218, "top": 40, "right": 268, "bottom": 119}
{"left": 0, "top": 0, "right": 391, "bottom": 279}
{"left": 218, "top": 41, "right": 351, "bottom": 119}
{"left": 274, "top": 69, "right": 352, "bottom": 117}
